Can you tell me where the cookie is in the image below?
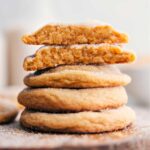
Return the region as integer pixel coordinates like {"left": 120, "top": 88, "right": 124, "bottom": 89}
{"left": 18, "top": 87, "right": 127, "bottom": 112}
{"left": 22, "top": 23, "right": 128, "bottom": 45}
{"left": 24, "top": 65, "right": 131, "bottom": 88}
{"left": 20, "top": 106, "right": 135, "bottom": 133}
{"left": 0, "top": 100, "right": 18, "bottom": 124}
{"left": 23, "top": 44, "right": 135, "bottom": 71}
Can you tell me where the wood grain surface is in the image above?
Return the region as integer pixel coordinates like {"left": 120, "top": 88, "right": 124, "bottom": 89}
{"left": 0, "top": 107, "right": 150, "bottom": 150}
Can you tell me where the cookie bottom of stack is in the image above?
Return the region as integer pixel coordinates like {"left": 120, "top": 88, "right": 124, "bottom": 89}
{"left": 20, "top": 106, "right": 135, "bottom": 133}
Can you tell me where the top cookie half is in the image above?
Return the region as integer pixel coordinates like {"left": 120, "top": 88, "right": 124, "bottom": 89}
{"left": 22, "top": 24, "right": 128, "bottom": 45}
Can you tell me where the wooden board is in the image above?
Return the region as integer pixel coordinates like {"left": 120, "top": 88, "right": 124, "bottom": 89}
{"left": 0, "top": 107, "right": 150, "bottom": 150}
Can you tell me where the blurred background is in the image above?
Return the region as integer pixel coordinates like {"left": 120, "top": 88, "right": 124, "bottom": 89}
{"left": 0, "top": 0, "right": 149, "bottom": 106}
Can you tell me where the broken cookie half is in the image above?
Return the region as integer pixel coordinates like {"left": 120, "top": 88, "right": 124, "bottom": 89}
{"left": 23, "top": 44, "right": 135, "bottom": 71}
{"left": 22, "top": 23, "right": 128, "bottom": 45}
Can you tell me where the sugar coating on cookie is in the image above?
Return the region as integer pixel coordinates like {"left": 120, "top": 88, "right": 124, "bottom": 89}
{"left": 0, "top": 100, "right": 18, "bottom": 124}
{"left": 22, "top": 24, "right": 128, "bottom": 45}
{"left": 18, "top": 87, "right": 127, "bottom": 112}
{"left": 20, "top": 106, "right": 135, "bottom": 133}
{"left": 23, "top": 44, "right": 135, "bottom": 71}
{"left": 24, "top": 65, "right": 131, "bottom": 88}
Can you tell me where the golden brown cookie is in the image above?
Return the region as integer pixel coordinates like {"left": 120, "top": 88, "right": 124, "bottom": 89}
{"left": 0, "top": 100, "right": 18, "bottom": 124}
{"left": 18, "top": 87, "right": 127, "bottom": 112}
{"left": 18, "top": 87, "right": 128, "bottom": 112}
{"left": 20, "top": 106, "right": 135, "bottom": 133}
{"left": 24, "top": 65, "right": 131, "bottom": 88}
{"left": 22, "top": 24, "right": 128, "bottom": 45}
{"left": 23, "top": 44, "right": 135, "bottom": 71}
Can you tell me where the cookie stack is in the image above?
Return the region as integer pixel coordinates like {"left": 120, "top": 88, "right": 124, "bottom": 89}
{"left": 18, "top": 23, "right": 136, "bottom": 133}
